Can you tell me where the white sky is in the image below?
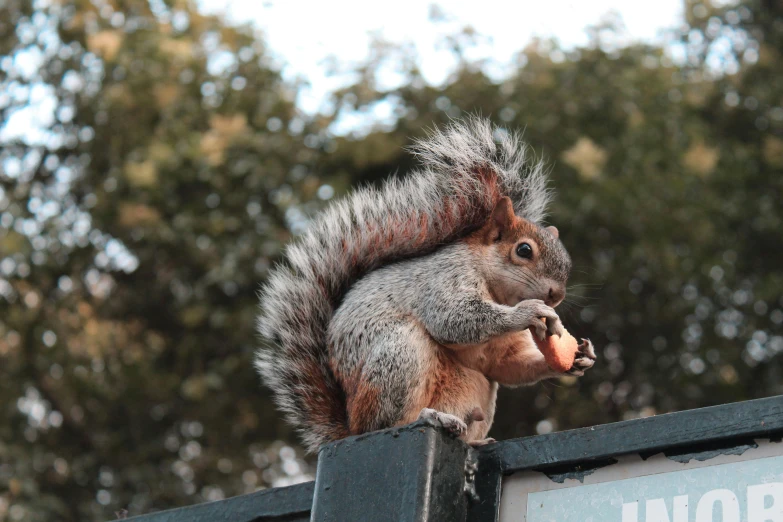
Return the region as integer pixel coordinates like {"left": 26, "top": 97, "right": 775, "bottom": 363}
{"left": 198, "top": 0, "right": 685, "bottom": 117}
{"left": 1, "top": 1, "right": 685, "bottom": 143}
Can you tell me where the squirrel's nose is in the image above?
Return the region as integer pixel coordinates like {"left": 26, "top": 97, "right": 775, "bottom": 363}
{"left": 546, "top": 286, "right": 565, "bottom": 307}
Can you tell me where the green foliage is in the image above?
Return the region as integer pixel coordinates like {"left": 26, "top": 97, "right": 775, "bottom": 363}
{"left": 1, "top": 0, "right": 782, "bottom": 520}
{"left": 1, "top": 1, "right": 327, "bottom": 519}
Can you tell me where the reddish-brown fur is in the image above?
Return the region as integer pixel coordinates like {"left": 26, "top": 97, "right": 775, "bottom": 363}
{"left": 303, "top": 362, "right": 349, "bottom": 440}
{"left": 426, "top": 349, "right": 469, "bottom": 408}
{"left": 400, "top": 344, "right": 497, "bottom": 441}
{"left": 347, "top": 378, "right": 382, "bottom": 435}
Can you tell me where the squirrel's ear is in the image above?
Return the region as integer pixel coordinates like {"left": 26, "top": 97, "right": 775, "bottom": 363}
{"left": 486, "top": 197, "right": 515, "bottom": 243}
{"left": 546, "top": 226, "right": 559, "bottom": 239}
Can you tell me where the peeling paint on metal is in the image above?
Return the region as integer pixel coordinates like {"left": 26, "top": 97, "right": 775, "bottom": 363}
{"left": 663, "top": 441, "right": 758, "bottom": 464}
{"left": 536, "top": 458, "right": 619, "bottom": 484}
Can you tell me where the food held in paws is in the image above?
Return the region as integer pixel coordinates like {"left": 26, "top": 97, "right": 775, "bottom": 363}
{"left": 530, "top": 321, "right": 580, "bottom": 373}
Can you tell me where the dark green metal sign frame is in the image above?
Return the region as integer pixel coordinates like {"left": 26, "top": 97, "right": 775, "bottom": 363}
{"left": 121, "top": 395, "right": 783, "bottom": 522}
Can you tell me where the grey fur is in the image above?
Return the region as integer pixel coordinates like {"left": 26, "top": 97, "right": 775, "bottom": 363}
{"left": 409, "top": 117, "right": 552, "bottom": 223}
{"left": 256, "top": 117, "right": 557, "bottom": 452}
{"left": 327, "top": 241, "right": 567, "bottom": 434}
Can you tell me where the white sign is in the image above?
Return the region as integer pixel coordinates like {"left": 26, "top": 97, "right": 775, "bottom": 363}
{"left": 500, "top": 439, "right": 783, "bottom": 522}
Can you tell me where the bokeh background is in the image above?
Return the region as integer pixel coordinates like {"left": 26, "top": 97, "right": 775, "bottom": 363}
{"left": 1, "top": 0, "right": 782, "bottom": 520}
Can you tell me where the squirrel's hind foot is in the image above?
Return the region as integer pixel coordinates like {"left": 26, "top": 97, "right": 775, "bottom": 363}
{"left": 418, "top": 408, "right": 468, "bottom": 438}
{"left": 468, "top": 437, "right": 496, "bottom": 447}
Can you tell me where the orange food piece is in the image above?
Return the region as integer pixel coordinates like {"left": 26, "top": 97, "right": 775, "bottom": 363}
{"left": 530, "top": 321, "right": 579, "bottom": 373}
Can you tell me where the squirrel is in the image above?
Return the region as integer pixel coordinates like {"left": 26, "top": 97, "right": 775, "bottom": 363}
{"left": 256, "top": 117, "right": 597, "bottom": 452}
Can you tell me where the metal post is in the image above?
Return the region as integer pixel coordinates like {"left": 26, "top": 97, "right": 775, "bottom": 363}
{"left": 311, "top": 419, "right": 472, "bottom": 522}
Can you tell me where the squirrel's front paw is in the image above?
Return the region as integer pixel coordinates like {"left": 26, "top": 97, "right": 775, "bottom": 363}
{"left": 566, "top": 338, "right": 597, "bottom": 376}
{"left": 514, "top": 299, "right": 564, "bottom": 339}
{"left": 418, "top": 408, "right": 467, "bottom": 438}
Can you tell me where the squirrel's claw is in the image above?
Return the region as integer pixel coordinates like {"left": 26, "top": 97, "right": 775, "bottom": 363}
{"left": 533, "top": 320, "right": 547, "bottom": 341}
{"left": 566, "top": 338, "right": 597, "bottom": 376}
{"left": 515, "top": 299, "right": 560, "bottom": 341}
{"left": 579, "top": 338, "right": 597, "bottom": 360}
{"left": 418, "top": 408, "right": 468, "bottom": 438}
{"left": 546, "top": 315, "right": 565, "bottom": 338}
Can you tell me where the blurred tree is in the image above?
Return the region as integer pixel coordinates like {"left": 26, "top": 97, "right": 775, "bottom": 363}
{"left": 1, "top": 0, "right": 782, "bottom": 521}
{"left": 0, "top": 0, "right": 331, "bottom": 520}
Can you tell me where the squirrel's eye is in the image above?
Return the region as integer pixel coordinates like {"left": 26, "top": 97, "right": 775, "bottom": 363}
{"left": 516, "top": 243, "right": 533, "bottom": 259}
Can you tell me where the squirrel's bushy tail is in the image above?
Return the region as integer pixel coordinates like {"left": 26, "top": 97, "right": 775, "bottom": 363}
{"left": 255, "top": 117, "right": 551, "bottom": 452}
